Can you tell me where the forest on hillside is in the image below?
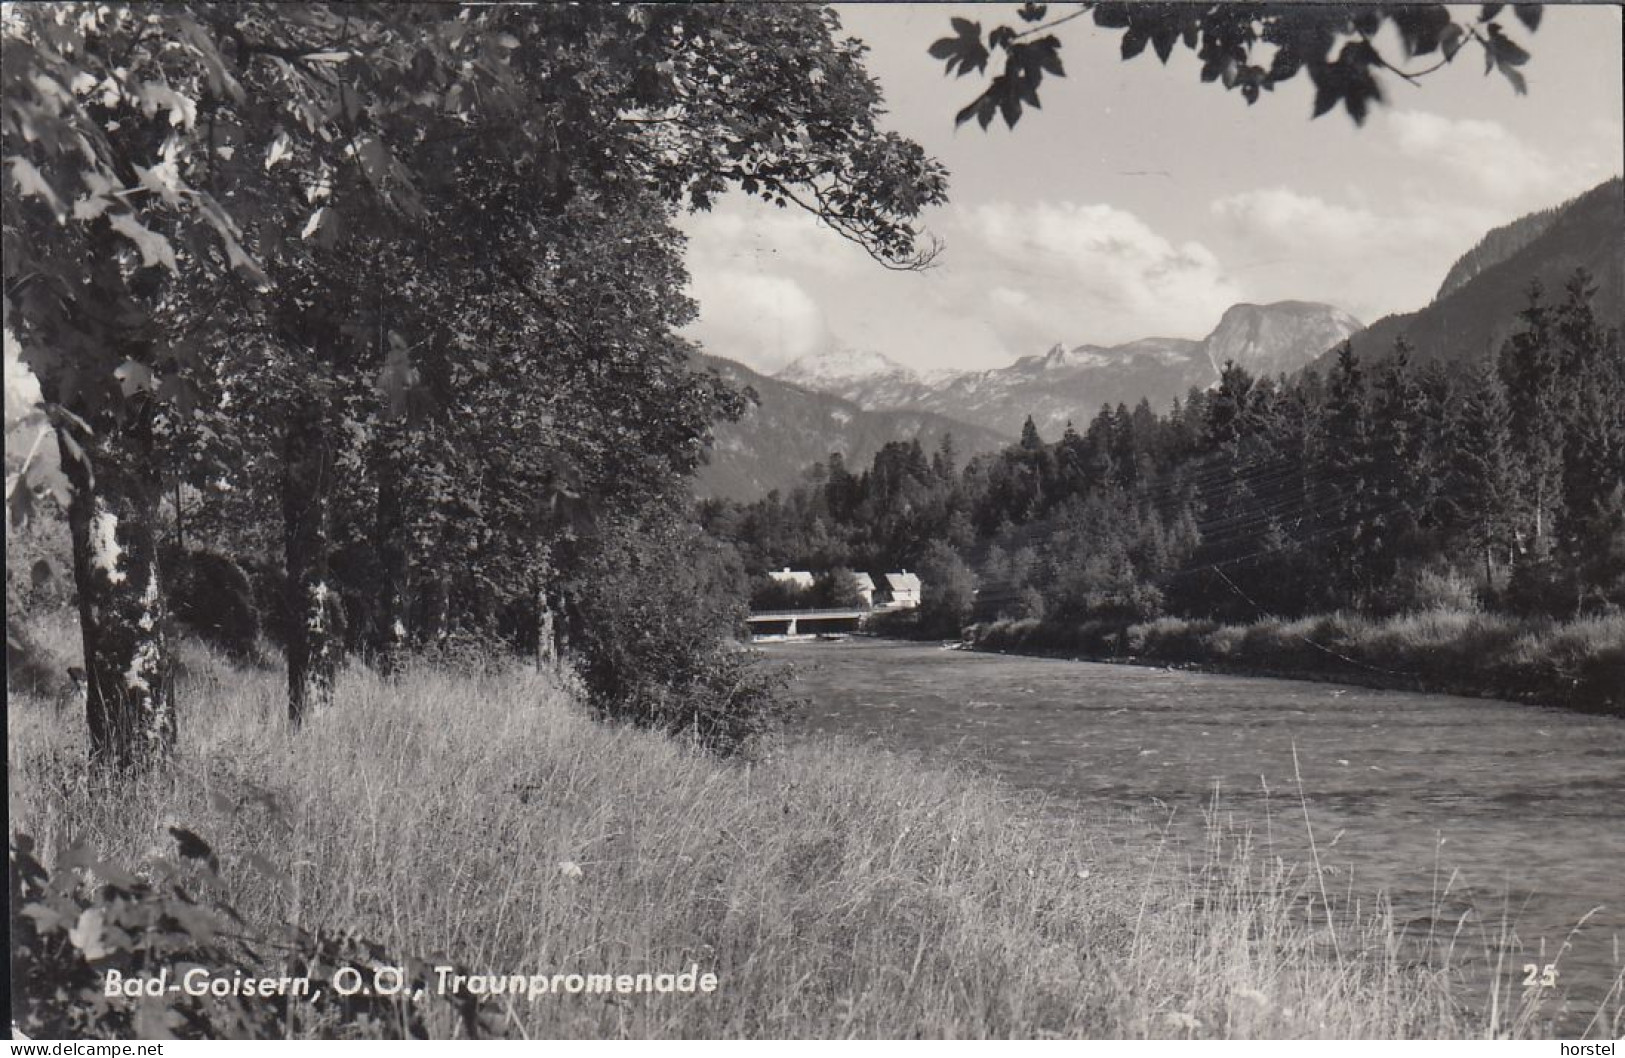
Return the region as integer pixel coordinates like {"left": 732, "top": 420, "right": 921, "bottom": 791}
{"left": 702, "top": 273, "right": 1625, "bottom": 641}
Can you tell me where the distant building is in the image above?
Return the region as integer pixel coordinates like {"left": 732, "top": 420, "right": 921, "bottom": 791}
{"left": 879, "top": 570, "right": 922, "bottom": 609}
{"left": 851, "top": 572, "right": 876, "bottom": 607}
{"left": 767, "top": 567, "right": 815, "bottom": 592}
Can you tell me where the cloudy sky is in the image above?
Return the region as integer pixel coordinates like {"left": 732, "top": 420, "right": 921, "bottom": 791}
{"left": 682, "top": 3, "right": 1624, "bottom": 375}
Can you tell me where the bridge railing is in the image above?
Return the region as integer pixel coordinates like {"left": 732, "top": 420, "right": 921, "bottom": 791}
{"left": 746, "top": 608, "right": 870, "bottom": 620}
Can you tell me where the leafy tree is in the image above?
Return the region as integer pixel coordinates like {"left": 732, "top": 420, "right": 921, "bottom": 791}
{"left": 5, "top": 3, "right": 949, "bottom": 758}
{"left": 4, "top": 6, "right": 265, "bottom": 765}
{"left": 566, "top": 507, "right": 787, "bottom": 754}
{"left": 932, "top": 3, "right": 1543, "bottom": 130}
{"left": 751, "top": 573, "right": 814, "bottom": 612}
{"left": 917, "top": 540, "right": 978, "bottom": 636}
{"left": 1037, "top": 492, "right": 1165, "bottom": 623}
{"left": 4, "top": 3, "right": 530, "bottom": 745}
{"left": 815, "top": 567, "right": 868, "bottom": 609}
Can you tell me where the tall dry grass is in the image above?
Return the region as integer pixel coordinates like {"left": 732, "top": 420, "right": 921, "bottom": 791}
{"left": 8, "top": 616, "right": 1616, "bottom": 1039}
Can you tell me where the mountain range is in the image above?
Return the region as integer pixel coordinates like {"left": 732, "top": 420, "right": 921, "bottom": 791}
{"left": 778, "top": 299, "right": 1362, "bottom": 439}
{"left": 692, "top": 298, "right": 1357, "bottom": 500}
{"left": 691, "top": 354, "right": 1010, "bottom": 501}
{"left": 695, "top": 176, "right": 1622, "bottom": 500}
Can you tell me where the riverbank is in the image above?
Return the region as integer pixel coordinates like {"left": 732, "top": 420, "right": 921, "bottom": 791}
{"left": 962, "top": 610, "right": 1625, "bottom": 717}
{"left": 7, "top": 616, "right": 1589, "bottom": 1038}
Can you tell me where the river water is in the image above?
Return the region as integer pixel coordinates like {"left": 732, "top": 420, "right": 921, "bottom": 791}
{"left": 768, "top": 637, "right": 1625, "bottom": 1033}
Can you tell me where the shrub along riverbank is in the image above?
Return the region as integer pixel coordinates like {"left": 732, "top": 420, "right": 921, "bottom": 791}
{"left": 8, "top": 611, "right": 1612, "bottom": 1039}
{"left": 964, "top": 610, "right": 1625, "bottom": 716}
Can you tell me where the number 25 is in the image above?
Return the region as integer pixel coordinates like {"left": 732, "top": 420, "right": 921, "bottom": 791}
{"left": 1522, "top": 963, "right": 1558, "bottom": 989}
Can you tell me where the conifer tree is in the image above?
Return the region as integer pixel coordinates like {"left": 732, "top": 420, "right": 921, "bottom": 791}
{"left": 1498, "top": 280, "right": 1568, "bottom": 555}
{"left": 1019, "top": 415, "right": 1043, "bottom": 451}
{"left": 1366, "top": 339, "right": 1434, "bottom": 592}
{"left": 1444, "top": 362, "right": 1521, "bottom": 589}
{"left": 1550, "top": 272, "right": 1625, "bottom": 609}
{"left": 1317, "top": 341, "right": 1377, "bottom": 601}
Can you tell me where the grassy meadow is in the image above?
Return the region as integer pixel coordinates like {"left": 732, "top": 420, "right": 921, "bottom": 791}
{"left": 8, "top": 608, "right": 1616, "bottom": 1039}
{"left": 967, "top": 609, "right": 1625, "bottom": 717}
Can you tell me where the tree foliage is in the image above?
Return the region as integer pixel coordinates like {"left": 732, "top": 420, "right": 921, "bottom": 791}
{"left": 709, "top": 272, "right": 1624, "bottom": 635}
{"left": 567, "top": 507, "right": 788, "bottom": 755}
{"left": 4, "top": 3, "right": 948, "bottom": 761}
{"left": 931, "top": 3, "right": 1543, "bottom": 130}
{"left": 917, "top": 541, "right": 978, "bottom": 637}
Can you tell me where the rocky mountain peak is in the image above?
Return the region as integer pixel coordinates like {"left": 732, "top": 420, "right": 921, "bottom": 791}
{"left": 778, "top": 348, "right": 921, "bottom": 389}
{"left": 1202, "top": 301, "right": 1363, "bottom": 377}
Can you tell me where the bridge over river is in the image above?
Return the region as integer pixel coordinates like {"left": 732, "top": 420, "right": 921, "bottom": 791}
{"left": 745, "top": 608, "right": 870, "bottom": 637}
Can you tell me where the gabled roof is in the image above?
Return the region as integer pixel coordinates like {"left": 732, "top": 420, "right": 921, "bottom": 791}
{"left": 883, "top": 572, "right": 922, "bottom": 593}
{"left": 852, "top": 573, "right": 876, "bottom": 591}
{"left": 767, "top": 568, "right": 815, "bottom": 588}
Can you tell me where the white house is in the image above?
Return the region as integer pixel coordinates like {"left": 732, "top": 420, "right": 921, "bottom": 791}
{"left": 880, "top": 570, "right": 922, "bottom": 609}
{"left": 767, "top": 567, "right": 815, "bottom": 591}
{"left": 851, "top": 572, "right": 876, "bottom": 607}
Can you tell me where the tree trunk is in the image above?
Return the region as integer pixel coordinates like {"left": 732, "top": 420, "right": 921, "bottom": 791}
{"left": 531, "top": 550, "right": 566, "bottom": 669}
{"left": 57, "top": 411, "right": 175, "bottom": 768}
{"left": 373, "top": 431, "right": 410, "bottom": 675}
{"left": 282, "top": 407, "right": 338, "bottom": 726}
{"left": 415, "top": 574, "right": 449, "bottom": 646}
{"left": 534, "top": 575, "right": 555, "bottom": 669}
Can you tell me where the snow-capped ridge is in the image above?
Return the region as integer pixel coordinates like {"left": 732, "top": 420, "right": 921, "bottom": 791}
{"left": 778, "top": 347, "right": 921, "bottom": 389}
{"left": 768, "top": 300, "right": 1361, "bottom": 438}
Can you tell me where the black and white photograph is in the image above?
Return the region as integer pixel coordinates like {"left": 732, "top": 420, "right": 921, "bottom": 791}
{"left": 5, "top": 1, "right": 1623, "bottom": 1043}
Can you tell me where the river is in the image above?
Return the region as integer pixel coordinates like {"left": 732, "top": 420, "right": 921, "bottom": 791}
{"left": 767, "top": 637, "right": 1625, "bottom": 1034}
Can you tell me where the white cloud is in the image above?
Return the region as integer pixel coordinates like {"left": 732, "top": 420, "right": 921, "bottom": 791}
{"left": 1385, "top": 110, "right": 1562, "bottom": 203}
{"left": 1205, "top": 107, "right": 1621, "bottom": 321}
{"left": 988, "top": 286, "right": 1032, "bottom": 310}
{"left": 683, "top": 267, "right": 832, "bottom": 373}
{"left": 1210, "top": 188, "right": 1384, "bottom": 249}
{"left": 678, "top": 202, "right": 858, "bottom": 372}
{"left": 1209, "top": 183, "right": 1516, "bottom": 320}
{"left": 682, "top": 197, "right": 1252, "bottom": 372}
{"left": 1381, "top": 109, "right": 1620, "bottom": 217}
{"left": 952, "top": 200, "right": 1243, "bottom": 346}
{"left": 1208, "top": 102, "right": 1623, "bottom": 321}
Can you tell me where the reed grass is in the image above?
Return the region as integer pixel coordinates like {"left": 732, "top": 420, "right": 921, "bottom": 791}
{"left": 8, "top": 612, "right": 1619, "bottom": 1039}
